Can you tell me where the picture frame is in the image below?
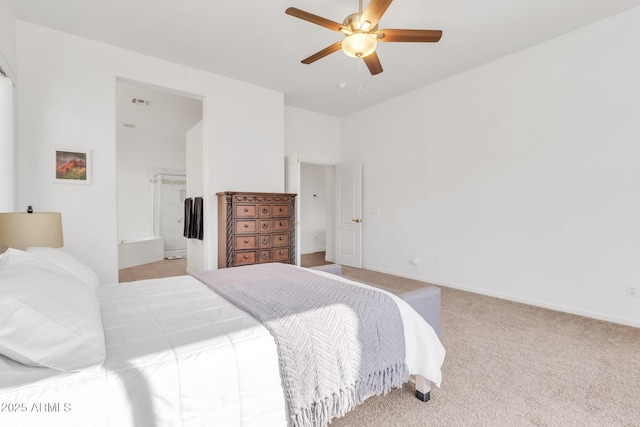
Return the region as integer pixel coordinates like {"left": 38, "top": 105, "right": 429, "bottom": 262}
{"left": 53, "top": 147, "right": 91, "bottom": 184}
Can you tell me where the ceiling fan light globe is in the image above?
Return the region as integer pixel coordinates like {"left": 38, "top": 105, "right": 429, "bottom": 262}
{"left": 342, "top": 33, "right": 377, "bottom": 58}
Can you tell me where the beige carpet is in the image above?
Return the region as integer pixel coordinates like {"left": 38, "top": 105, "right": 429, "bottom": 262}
{"left": 324, "top": 267, "right": 640, "bottom": 427}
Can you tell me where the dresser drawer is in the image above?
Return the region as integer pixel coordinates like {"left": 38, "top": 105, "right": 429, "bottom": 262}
{"left": 272, "top": 247, "right": 290, "bottom": 262}
{"left": 235, "top": 204, "right": 257, "bottom": 218}
{"left": 259, "top": 250, "right": 271, "bottom": 263}
{"left": 235, "top": 251, "right": 257, "bottom": 266}
{"left": 259, "top": 220, "right": 272, "bottom": 233}
{"left": 235, "top": 235, "right": 257, "bottom": 249}
{"left": 259, "top": 204, "right": 271, "bottom": 217}
{"left": 273, "top": 204, "right": 291, "bottom": 217}
{"left": 235, "top": 220, "right": 257, "bottom": 234}
{"left": 272, "top": 233, "right": 289, "bottom": 247}
{"left": 273, "top": 219, "right": 290, "bottom": 231}
{"left": 259, "top": 234, "right": 271, "bottom": 248}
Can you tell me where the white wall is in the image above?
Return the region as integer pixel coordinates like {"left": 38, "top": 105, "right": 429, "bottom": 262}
{"left": 341, "top": 7, "right": 640, "bottom": 327}
{"left": 16, "top": 22, "right": 285, "bottom": 284}
{"left": 284, "top": 106, "right": 340, "bottom": 165}
{"left": 284, "top": 106, "right": 340, "bottom": 261}
{"left": 117, "top": 131, "right": 186, "bottom": 241}
{"left": 0, "top": 77, "right": 14, "bottom": 212}
{"left": 186, "top": 120, "right": 205, "bottom": 273}
{"left": 300, "top": 163, "right": 328, "bottom": 254}
{"left": 0, "top": 0, "right": 16, "bottom": 81}
{"left": 0, "top": 0, "right": 16, "bottom": 212}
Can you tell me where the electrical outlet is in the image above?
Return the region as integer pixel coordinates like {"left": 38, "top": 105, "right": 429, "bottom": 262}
{"left": 628, "top": 285, "right": 638, "bottom": 298}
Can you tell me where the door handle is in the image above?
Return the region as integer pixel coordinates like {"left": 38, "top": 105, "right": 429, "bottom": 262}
{"left": 352, "top": 218, "right": 362, "bottom": 223}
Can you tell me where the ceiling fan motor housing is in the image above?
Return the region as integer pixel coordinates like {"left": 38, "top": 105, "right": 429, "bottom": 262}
{"left": 341, "top": 13, "right": 378, "bottom": 58}
{"left": 342, "top": 12, "right": 377, "bottom": 33}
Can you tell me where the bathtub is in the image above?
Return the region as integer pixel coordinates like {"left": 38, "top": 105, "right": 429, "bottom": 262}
{"left": 118, "top": 236, "right": 164, "bottom": 269}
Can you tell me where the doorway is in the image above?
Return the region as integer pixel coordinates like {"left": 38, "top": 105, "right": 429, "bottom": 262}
{"left": 300, "top": 163, "right": 335, "bottom": 263}
{"left": 287, "top": 159, "right": 363, "bottom": 268}
{"left": 115, "top": 79, "right": 202, "bottom": 270}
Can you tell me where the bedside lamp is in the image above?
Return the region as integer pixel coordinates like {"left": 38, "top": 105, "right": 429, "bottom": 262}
{"left": 0, "top": 212, "right": 64, "bottom": 250}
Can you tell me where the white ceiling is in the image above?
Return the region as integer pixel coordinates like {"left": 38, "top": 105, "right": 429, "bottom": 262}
{"left": 10, "top": 0, "right": 640, "bottom": 117}
{"left": 115, "top": 80, "right": 203, "bottom": 138}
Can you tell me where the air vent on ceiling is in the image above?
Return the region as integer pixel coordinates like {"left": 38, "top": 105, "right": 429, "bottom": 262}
{"left": 131, "top": 98, "right": 151, "bottom": 106}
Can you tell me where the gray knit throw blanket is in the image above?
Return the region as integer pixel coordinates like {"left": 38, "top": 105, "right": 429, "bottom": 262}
{"left": 193, "top": 263, "right": 408, "bottom": 427}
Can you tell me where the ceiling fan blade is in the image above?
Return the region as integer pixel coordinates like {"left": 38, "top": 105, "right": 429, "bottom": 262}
{"left": 285, "top": 7, "right": 345, "bottom": 32}
{"left": 363, "top": 51, "right": 383, "bottom": 75}
{"left": 361, "top": 0, "right": 393, "bottom": 28}
{"left": 377, "top": 29, "right": 443, "bottom": 43}
{"left": 301, "top": 41, "right": 343, "bottom": 64}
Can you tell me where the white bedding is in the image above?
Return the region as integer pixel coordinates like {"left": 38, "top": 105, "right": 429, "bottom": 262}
{"left": 0, "top": 269, "right": 444, "bottom": 427}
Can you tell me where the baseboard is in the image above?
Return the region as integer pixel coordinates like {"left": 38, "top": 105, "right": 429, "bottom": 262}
{"left": 361, "top": 263, "right": 640, "bottom": 329}
{"left": 300, "top": 249, "right": 327, "bottom": 255}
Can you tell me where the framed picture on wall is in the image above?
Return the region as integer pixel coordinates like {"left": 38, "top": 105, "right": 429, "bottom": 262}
{"left": 53, "top": 147, "right": 91, "bottom": 184}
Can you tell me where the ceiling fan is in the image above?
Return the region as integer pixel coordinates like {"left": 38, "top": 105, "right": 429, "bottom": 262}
{"left": 285, "top": 0, "right": 442, "bottom": 75}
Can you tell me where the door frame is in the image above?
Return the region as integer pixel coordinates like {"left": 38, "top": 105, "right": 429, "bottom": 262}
{"left": 285, "top": 155, "right": 362, "bottom": 267}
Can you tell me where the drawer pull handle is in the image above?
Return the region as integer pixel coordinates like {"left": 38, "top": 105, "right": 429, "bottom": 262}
{"left": 279, "top": 237, "right": 283, "bottom": 241}
{"left": 243, "top": 255, "right": 249, "bottom": 259}
{"left": 262, "top": 208, "right": 268, "bottom": 214}
{"left": 244, "top": 224, "right": 249, "bottom": 228}
{"left": 279, "top": 251, "right": 283, "bottom": 255}
{"left": 262, "top": 223, "right": 268, "bottom": 229}
{"left": 279, "top": 208, "right": 283, "bottom": 212}
{"left": 244, "top": 239, "right": 249, "bottom": 244}
{"left": 244, "top": 208, "right": 249, "bottom": 212}
{"left": 262, "top": 238, "right": 268, "bottom": 243}
{"left": 262, "top": 253, "right": 268, "bottom": 259}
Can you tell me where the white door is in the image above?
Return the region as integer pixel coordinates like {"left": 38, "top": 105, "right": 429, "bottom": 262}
{"left": 335, "top": 162, "right": 362, "bottom": 268}
{"left": 284, "top": 154, "right": 301, "bottom": 266}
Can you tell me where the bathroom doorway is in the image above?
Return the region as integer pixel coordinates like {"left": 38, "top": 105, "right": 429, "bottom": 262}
{"left": 115, "top": 79, "right": 202, "bottom": 269}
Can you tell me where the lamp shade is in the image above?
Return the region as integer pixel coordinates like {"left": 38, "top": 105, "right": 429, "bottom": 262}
{"left": 342, "top": 33, "right": 377, "bottom": 58}
{"left": 0, "top": 212, "right": 64, "bottom": 250}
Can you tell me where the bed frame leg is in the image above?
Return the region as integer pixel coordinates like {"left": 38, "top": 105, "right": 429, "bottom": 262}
{"left": 415, "top": 375, "right": 431, "bottom": 402}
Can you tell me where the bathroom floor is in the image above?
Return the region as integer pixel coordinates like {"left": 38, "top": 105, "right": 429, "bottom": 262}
{"left": 118, "top": 257, "right": 187, "bottom": 283}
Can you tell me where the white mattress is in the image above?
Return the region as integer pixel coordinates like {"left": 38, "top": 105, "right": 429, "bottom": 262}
{"left": 0, "top": 270, "right": 444, "bottom": 427}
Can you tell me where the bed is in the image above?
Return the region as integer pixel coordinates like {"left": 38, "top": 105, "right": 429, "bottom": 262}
{"left": 0, "top": 248, "right": 445, "bottom": 426}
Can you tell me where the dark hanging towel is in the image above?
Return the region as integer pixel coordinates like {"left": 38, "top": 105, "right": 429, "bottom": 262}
{"left": 192, "top": 197, "right": 204, "bottom": 240}
{"left": 183, "top": 198, "right": 193, "bottom": 238}
{"left": 189, "top": 198, "right": 197, "bottom": 239}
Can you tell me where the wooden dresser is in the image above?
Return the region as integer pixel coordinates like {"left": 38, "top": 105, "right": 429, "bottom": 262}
{"left": 217, "top": 192, "right": 297, "bottom": 268}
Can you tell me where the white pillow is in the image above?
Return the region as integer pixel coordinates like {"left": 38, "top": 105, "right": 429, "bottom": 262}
{"left": 26, "top": 247, "right": 100, "bottom": 291}
{"left": 0, "top": 249, "right": 106, "bottom": 372}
